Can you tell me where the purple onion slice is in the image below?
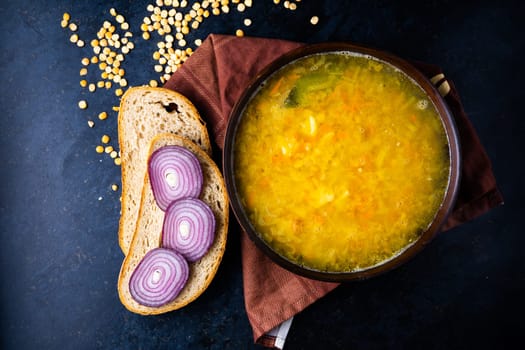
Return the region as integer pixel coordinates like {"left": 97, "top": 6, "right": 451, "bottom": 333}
{"left": 149, "top": 145, "right": 203, "bottom": 211}
{"left": 129, "top": 248, "right": 189, "bottom": 307}
{"left": 163, "top": 198, "right": 216, "bottom": 262}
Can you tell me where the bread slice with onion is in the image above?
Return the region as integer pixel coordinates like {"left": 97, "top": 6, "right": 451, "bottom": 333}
{"left": 118, "top": 133, "right": 228, "bottom": 315}
{"left": 118, "top": 87, "right": 212, "bottom": 255}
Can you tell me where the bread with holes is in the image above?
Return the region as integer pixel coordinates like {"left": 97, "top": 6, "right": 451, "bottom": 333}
{"left": 118, "top": 87, "right": 212, "bottom": 255}
{"left": 118, "top": 133, "right": 228, "bottom": 315}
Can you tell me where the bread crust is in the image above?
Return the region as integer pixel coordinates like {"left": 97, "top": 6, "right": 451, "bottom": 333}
{"left": 118, "top": 87, "right": 212, "bottom": 255}
{"left": 118, "top": 133, "right": 228, "bottom": 314}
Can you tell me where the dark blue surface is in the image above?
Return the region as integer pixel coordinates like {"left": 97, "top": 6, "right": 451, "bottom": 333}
{"left": 1, "top": 1, "right": 523, "bottom": 349}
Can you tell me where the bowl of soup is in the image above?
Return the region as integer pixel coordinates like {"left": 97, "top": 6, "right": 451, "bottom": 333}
{"left": 223, "top": 43, "right": 461, "bottom": 282}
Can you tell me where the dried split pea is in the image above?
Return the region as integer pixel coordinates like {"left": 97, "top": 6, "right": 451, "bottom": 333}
{"left": 98, "top": 111, "right": 107, "bottom": 120}
{"left": 78, "top": 100, "right": 88, "bottom": 109}
{"left": 101, "top": 134, "right": 110, "bottom": 144}
{"left": 310, "top": 16, "right": 319, "bottom": 25}
{"left": 111, "top": 184, "right": 119, "bottom": 191}
{"left": 96, "top": 145, "right": 104, "bottom": 153}
{"left": 235, "top": 29, "right": 244, "bottom": 37}
{"left": 114, "top": 158, "right": 122, "bottom": 166}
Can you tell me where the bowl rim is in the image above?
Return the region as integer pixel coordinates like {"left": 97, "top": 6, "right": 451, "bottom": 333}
{"left": 223, "top": 42, "right": 462, "bottom": 282}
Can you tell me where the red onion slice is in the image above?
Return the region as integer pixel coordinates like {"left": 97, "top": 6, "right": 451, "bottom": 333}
{"left": 163, "top": 198, "right": 216, "bottom": 262}
{"left": 129, "top": 248, "right": 189, "bottom": 307}
{"left": 149, "top": 145, "right": 203, "bottom": 211}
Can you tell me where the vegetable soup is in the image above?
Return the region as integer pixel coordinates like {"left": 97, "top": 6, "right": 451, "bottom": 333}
{"left": 234, "top": 52, "right": 450, "bottom": 272}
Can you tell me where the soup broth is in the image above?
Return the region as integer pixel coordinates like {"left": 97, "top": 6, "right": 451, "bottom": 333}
{"left": 234, "top": 53, "right": 450, "bottom": 272}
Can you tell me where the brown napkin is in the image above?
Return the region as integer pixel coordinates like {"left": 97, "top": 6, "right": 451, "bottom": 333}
{"left": 165, "top": 34, "right": 503, "bottom": 348}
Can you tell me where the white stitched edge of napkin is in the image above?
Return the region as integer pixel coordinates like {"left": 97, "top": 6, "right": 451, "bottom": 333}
{"left": 266, "top": 317, "right": 294, "bottom": 349}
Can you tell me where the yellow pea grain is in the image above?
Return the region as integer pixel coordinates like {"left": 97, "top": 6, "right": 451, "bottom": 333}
{"left": 96, "top": 145, "right": 104, "bottom": 153}
{"left": 68, "top": 22, "right": 78, "bottom": 31}
{"left": 78, "top": 100, "right": 88, "bottom": 109}
{"left": 114, "top": 157, "right": 122, "bottom": 166}
{"left": 98, "top": 111, "right": 108, "bottom": 120}
{"left": 235, "top": 29, "right": 244, "bottom": 37}
{"left": 310, "top": 16, "right": 319, "bottom": 25}
{"left": 80, "top": 79, "right": 88, "bottom": 87}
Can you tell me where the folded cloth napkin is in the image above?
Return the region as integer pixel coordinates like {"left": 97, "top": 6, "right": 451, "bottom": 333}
{"left": 165, "top": 34, "right": 504, "bottom": 348}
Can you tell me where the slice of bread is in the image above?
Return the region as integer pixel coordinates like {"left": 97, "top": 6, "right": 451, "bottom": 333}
{"left": 118, "top": 87, "right": 212, "bottom": 255}
{"left": 118, "top": 133, "right": 228, "bottom": 315}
